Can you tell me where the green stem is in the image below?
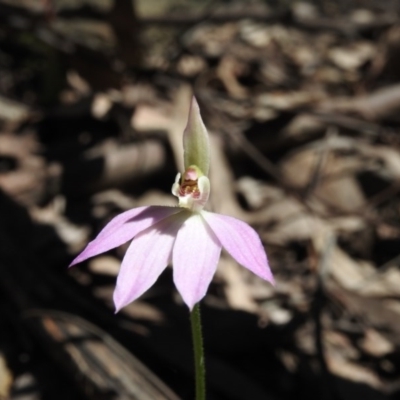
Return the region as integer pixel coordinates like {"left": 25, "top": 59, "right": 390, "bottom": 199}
{"left": 190, "top": 302, "right": 206, "bottom": 400}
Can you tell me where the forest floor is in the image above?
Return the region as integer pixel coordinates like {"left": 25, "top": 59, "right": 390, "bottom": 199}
{"left": 2, "top": 1, "right": 400, "bottom": 399}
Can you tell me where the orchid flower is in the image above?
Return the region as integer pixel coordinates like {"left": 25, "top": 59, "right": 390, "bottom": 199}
{"left": 70, "top": 97, "right": 274, "bottom": 311}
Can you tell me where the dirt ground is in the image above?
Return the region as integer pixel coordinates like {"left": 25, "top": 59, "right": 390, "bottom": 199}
{"left": 1, "top": 0, "right": 400, "bottom": 399}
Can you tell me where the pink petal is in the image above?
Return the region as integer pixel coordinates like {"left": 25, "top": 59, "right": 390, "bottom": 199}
{"left": 70, "top": 206, "right": 179, "bottom": 266}
{"left": 113, "top": 211, "right": 187, "bottom": 312}
{"left": 201, "top": 211, "right": 274, "bottom": 284}
{"left": 173, "top": 213, "right": 221, "bottom": 310}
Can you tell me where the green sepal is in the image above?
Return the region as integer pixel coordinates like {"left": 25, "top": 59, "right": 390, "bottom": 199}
{"left": 183, "top": 97, "right": 210, "bottom": 176}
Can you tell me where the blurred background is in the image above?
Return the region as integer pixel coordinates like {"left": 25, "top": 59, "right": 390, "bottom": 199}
{"left": 1, "top": 0, "right": 400, "bottom": 399}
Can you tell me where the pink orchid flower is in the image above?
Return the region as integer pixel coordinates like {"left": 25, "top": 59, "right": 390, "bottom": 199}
{"left": 70, "top": 97, "right": 274, "bottom": 311}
